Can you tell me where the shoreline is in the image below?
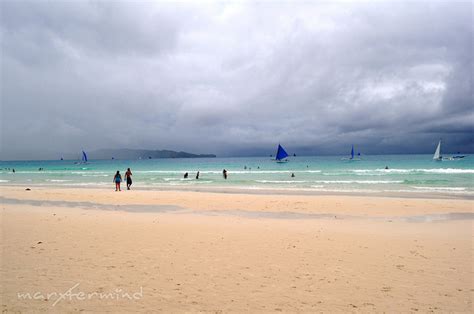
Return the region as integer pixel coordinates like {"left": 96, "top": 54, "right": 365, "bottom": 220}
{"left": 1, "top": 186, "right": 473, "bottom": 217}
{"left": 1, "top": 183, "right": 473, "bottom": 200}
{"left": 2, "top": 196, "right": 473, "bottom": 223}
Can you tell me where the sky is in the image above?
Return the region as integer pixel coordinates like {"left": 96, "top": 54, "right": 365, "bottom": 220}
{"left": 0, "top": 0, "right": 472, "bottom": 159}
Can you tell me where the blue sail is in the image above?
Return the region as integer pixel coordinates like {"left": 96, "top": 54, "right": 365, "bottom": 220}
{"left": 82, "top": 150, "right": 88, "bottom": 162}
{"left": 350, "top": 145, "right": 354, "bottom": 159}
{"left": 276, "top": 144, "right": 289, "bottom": 161}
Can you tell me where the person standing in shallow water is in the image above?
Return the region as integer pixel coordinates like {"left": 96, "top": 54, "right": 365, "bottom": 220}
{"left": 223, "top": 169, "right": 228, "bottom": 180}
{"left": 113, "top": 171, "right": 122, "bottom": 191}
{"left": 125, "top": 168, "right": 133, "bottom": 190}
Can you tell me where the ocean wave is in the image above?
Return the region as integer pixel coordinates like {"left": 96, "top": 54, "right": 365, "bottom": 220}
{"left": 81, "top": 174, "right": 109, "bottom": 177}
{"left": 389, "top": 188, "right": 474, "bottom": 195}
{"left": 0, "top": 179, "right": 10, "bottom": 182}
{"left": 352, "top": 168, "right": 474, "bottom": 174}
{"left": 163, "top": 177, "right": 192, "bottom": 181}
{"left": 412, "top": 186, "right": 467, "bottom": 191}
{"left": 255, "top": 180, "right": 309, "bottom": 183}
{"left": 152, "top": 180, "right": 214, "bottom": 185}
{"left": 313, "top": 180, "right": 403, "bottom": 184}
{"left": 255, "top": 179, "right": 402, "bottom": 184}
{"left": 46, "top": 179, "right": 73, "bottom": 182}
{"left": 309, "top": 187, "right": 380, "bottom": 193}
{"left": 402, "top": 179, "right": 449, "bottom": 184}
{"left": 135, "top": 170, "right": 322, "bottom": 174}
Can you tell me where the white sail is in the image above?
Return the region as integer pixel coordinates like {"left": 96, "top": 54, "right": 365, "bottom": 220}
{"left": 433, "top": 140, "right": 441, "bottom": 160}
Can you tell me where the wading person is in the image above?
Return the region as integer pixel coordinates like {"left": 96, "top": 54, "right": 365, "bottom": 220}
{"left": 113, "top": 171, "right": 122, "bottom": 191}
{"left": 125, "top": 168, "right": 133, "bottom": 190}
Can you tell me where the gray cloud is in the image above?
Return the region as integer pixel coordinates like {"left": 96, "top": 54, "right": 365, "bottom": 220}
{"left": 1, "top": 0, "right": 472, "bottom": 159}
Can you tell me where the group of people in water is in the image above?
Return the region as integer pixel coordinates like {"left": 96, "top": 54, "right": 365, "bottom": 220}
{"left": 183, "top": 169, "right": 228, "bottom": 180}
{"left": 112, "top": 168, "right": 231, "bottom": 191}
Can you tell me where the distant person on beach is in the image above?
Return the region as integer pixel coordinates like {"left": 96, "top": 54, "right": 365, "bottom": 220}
{"left": 196, "top": 171, "right": 200, "bottom": 179}
{"left": 385, "top": 166, "right": 389, "bottom": 170}
{"left": 291, "top": 173, "right": 295, "bottom": 178}
{"left": 223, "top": 169, "right": 228, "bottom": 180}
{"left": 12, "top": 169, "right": 15, "bottom": 173}
{"left": 184, "top": 172, "right": 189, "bottom": 179}
{"left": 113, "top": 171, "right": 122, "bottom": 191}
{"left": 125, "top": 168, "right": 133, "bottom": 190}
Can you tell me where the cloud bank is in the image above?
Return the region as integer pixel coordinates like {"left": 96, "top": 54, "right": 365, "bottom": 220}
{"left": 1, "top": 0, "right": 472, "bottom": 159}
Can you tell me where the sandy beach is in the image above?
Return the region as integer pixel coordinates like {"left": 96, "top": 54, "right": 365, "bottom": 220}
{"left": 1, "top": 186, "right": 473, "bottom": 312}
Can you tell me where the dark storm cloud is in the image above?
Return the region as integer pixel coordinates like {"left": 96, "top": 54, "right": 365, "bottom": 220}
{"left": 0, "top": 0, "right": 472, "bottom": 159}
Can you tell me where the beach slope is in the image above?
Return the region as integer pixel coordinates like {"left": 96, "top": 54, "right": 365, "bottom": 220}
{"left": 1, "top": 187, "right": 472, "bottom": 312}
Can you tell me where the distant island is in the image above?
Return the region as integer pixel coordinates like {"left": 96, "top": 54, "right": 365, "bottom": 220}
{"left": 89, "top": 149, "right": 216, "bottom": 160}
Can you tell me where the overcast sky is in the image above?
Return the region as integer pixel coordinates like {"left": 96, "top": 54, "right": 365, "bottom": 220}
{"left": 1, "top": 0, "right": 472, "bottom": 159}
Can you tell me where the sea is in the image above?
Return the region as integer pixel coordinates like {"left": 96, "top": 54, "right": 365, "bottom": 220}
{"left": 1, "top": 155, "right": 473, "bottom": 198}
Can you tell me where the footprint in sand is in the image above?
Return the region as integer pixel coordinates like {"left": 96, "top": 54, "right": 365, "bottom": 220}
{"left": 381, "top": 286, "right": 392, "bottom": 292}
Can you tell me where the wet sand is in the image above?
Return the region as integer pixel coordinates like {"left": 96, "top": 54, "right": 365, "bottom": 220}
{"left": 1, "top": 187, "right": 473, "bottom": 312}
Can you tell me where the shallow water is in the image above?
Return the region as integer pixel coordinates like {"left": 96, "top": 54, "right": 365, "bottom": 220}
{"left": 1, "top": 155, "right": 473, "bottom": 197}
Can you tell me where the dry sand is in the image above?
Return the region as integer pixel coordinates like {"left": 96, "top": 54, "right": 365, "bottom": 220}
{"left": 1, "top": 186, "right": 473, "bottom": 312}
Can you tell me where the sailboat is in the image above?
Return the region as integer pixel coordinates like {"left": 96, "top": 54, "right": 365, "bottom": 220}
{"left": 433, "top": 140, "right": 442, "bottom": 161}
{"left": 342, "top": 145, "right": 361, "bottom": 161}
{"left": 275, "top": 144, "right": 289, "bottom": 163}
{"left": 81, "top": 150, "right": 88, "bottom": 163}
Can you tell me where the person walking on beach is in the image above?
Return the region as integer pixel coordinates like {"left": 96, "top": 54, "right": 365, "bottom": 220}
{"left": 223, "top": 169, "right": 228, "bottom": 180}
{"left": 113, "top": 171, "right": 122, "bottom": 191}
{"left": 125, "top": 168, "right": 133, "bottom": 190}
{"left": 196, "top": 171, "right": 200, "bottom": 179}
{"left": 184, "top": 172, "right": 189, "bottom": 179}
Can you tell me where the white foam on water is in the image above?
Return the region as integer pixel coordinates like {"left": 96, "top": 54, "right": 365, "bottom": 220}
{"left": 163, "top": 177, "right": 191, "bottom": 181}
{"left": 255, "top": 180, "right": 309, "bottom": 183}
{"left": 389, "top": 188, "right": 474, "bottom": 195}
{"left": 255, "top": 180, "right": 402, "bottom": 184}
{"left": 0, "top": 179, "right": 10, "bottom": 182}
{"left": 81, "top": 174, "right": 109, "bottom": 177}
{"left": 66, "top": 182, "right": 110, "bottom": 186}
{"left": 309, "top": 187, "right": 380, "bottom": 193}
{"left": 313, "top": 180, "right": 403, "bottom": 184}
{"left": 46, "top": 179, "right": 72, "bottom": 182}
{"left": 412, "top": 186, "right": 466, "bottom": 191}
{"left": 134, "top": 170, "right": 322, "bottom": 174}
{"left": 352, "top": 168, "right": 474, "bottom": 174}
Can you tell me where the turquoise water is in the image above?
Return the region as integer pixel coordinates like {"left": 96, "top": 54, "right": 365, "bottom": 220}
{"left": 1, "top": 155, "right": 473, "bottom": 197}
